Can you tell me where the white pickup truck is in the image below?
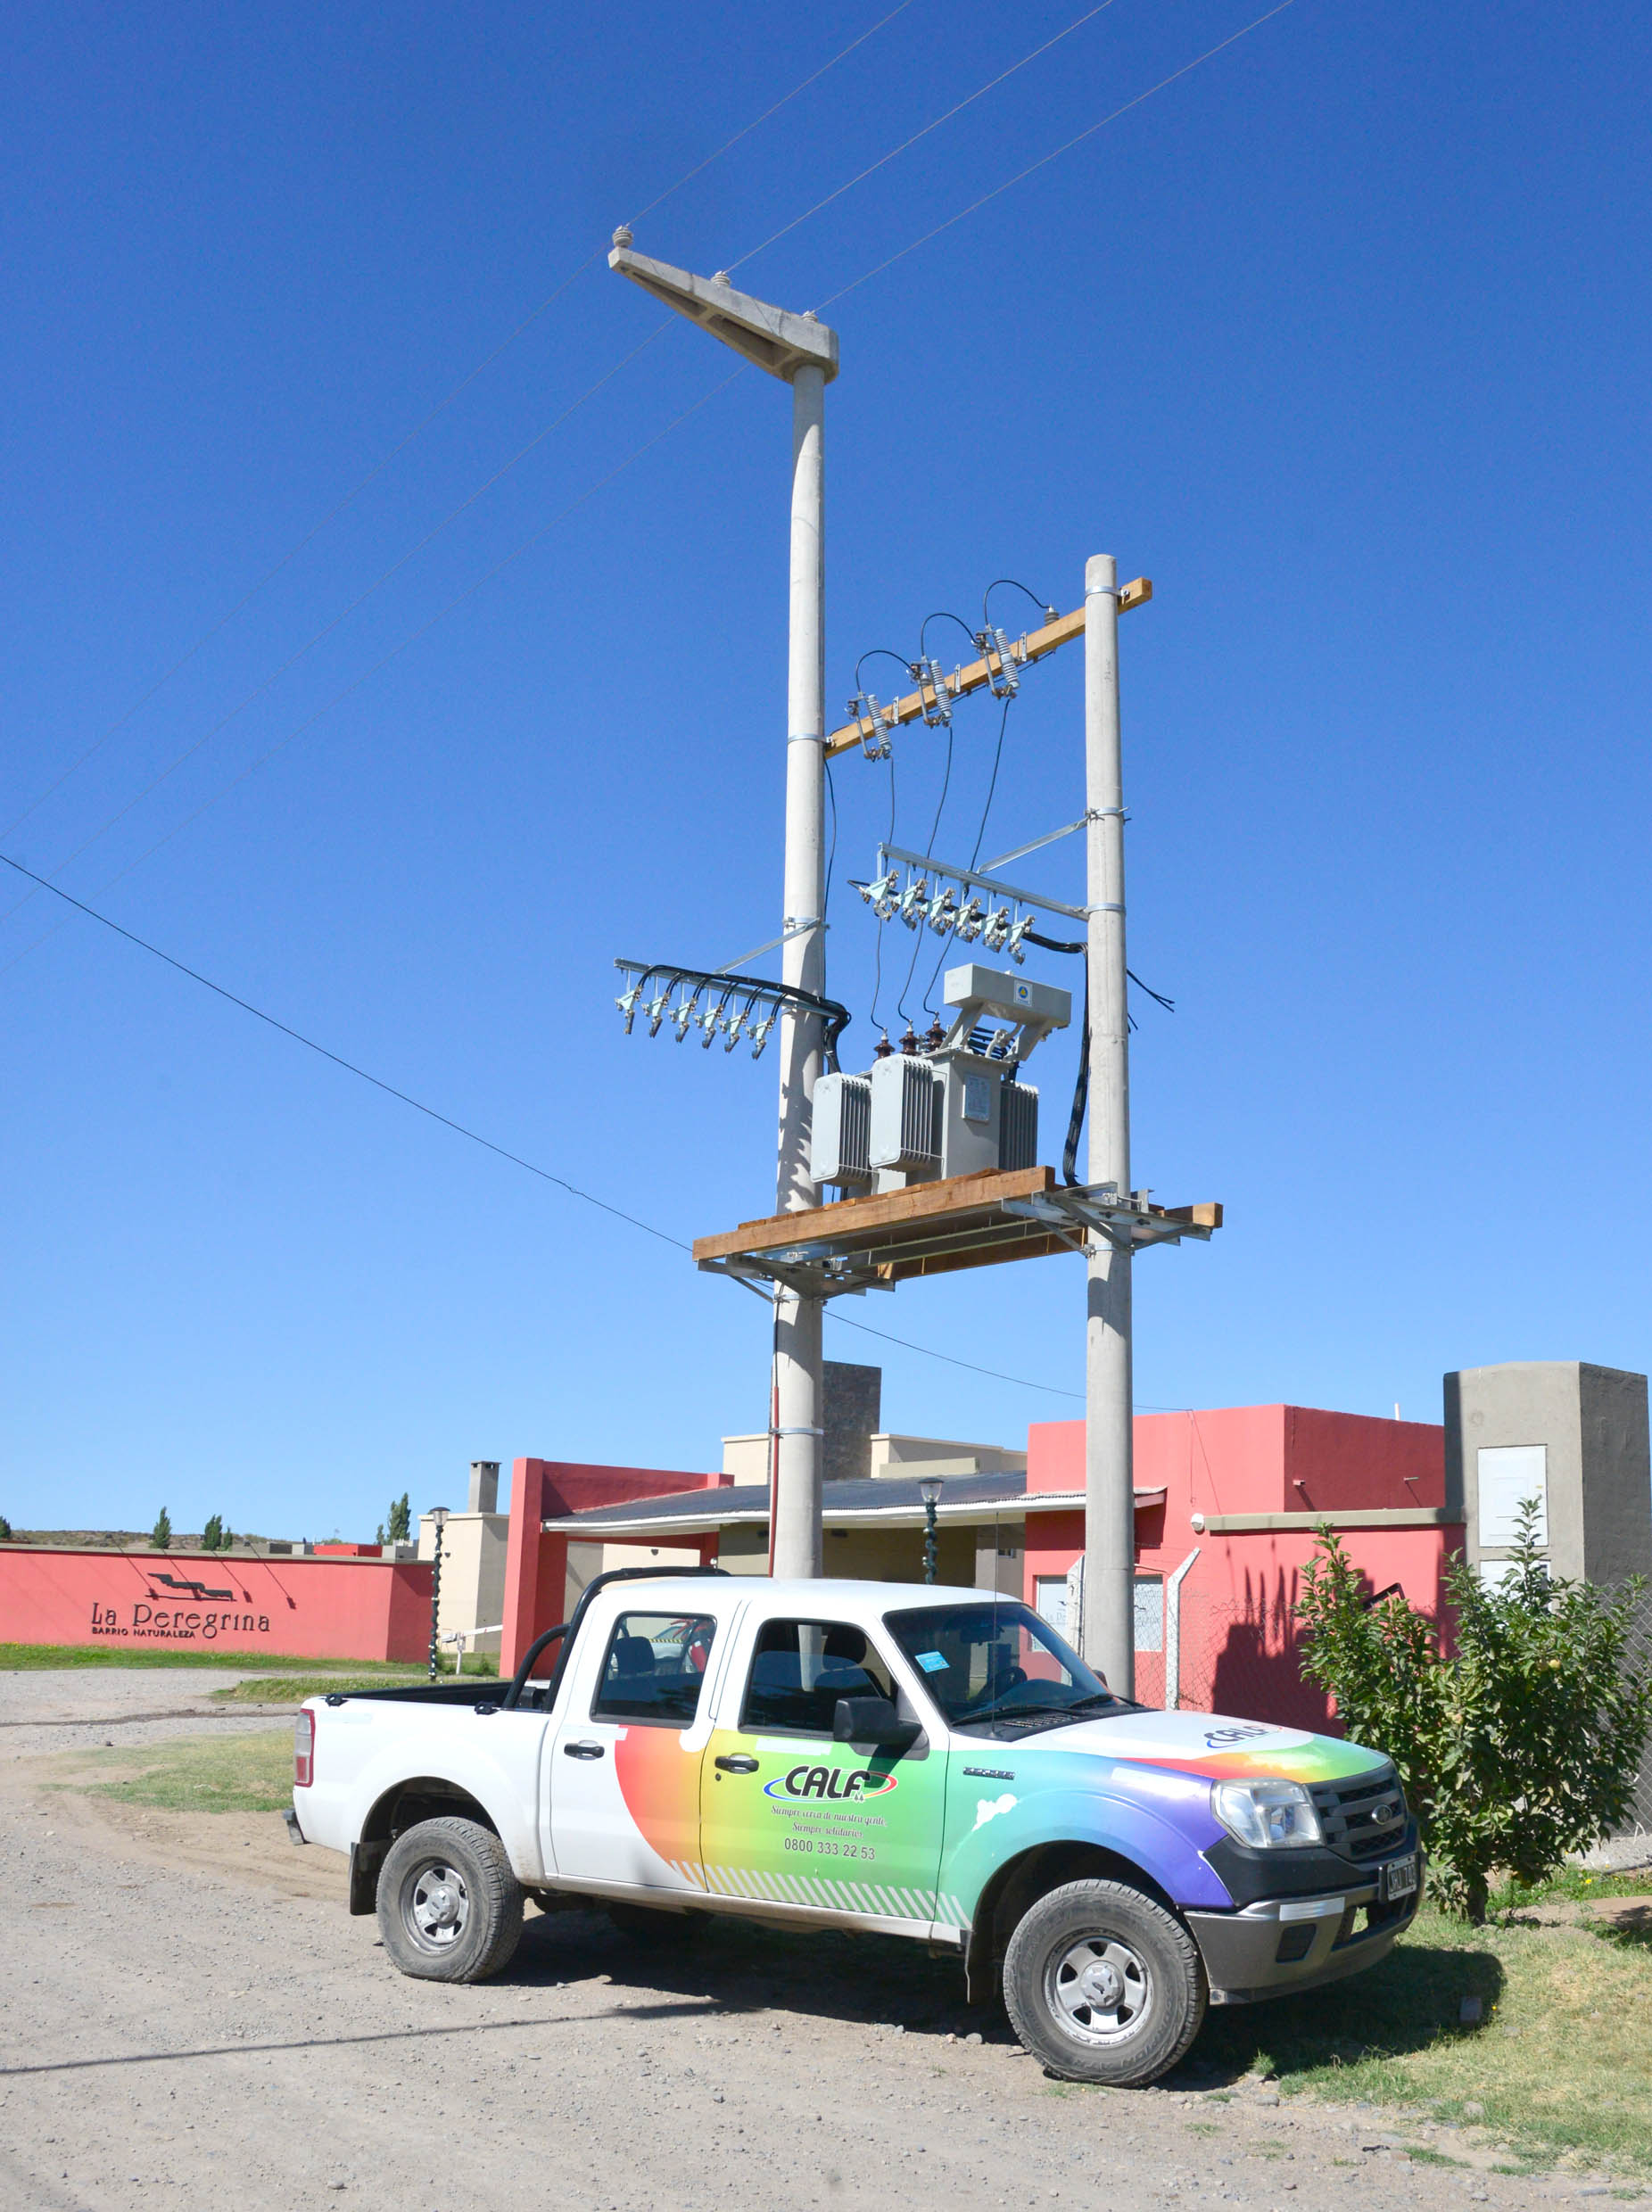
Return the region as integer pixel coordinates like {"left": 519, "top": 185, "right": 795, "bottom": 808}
{"left": 290, "top": 1566, "right": 1421, "bottom": 2085}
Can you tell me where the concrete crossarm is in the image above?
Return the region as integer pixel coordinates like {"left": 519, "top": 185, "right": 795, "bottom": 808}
{"left": 607, "top": 245, "right": 839, "bottom": 384}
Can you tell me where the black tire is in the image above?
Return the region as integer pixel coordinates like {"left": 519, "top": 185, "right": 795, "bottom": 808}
{"left": 376, "top": 1816, "right": 524, "bottom": 1984}
{"left": 1002, "top": 1878, "right": 1206, "bottom": 2086}
{"left": 607, "top": 1902, "right": 706, "bottom": 1942}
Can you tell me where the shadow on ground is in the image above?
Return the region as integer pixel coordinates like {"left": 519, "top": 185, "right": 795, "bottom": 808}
{"left": 502, "top": 1904, "right": 1507, "bottom": 2091}
{"left": 1188, "top": 1940, "right": 1506, "bottom": 2085}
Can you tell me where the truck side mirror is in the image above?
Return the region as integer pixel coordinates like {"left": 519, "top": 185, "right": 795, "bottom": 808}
{"left": 833, "top": 1696, "right": 920, "bottom": 1749}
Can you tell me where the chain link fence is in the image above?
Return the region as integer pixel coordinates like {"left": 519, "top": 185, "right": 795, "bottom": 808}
{"left": 1615, "top": 1581, "right": 1652, "bottom": 1839}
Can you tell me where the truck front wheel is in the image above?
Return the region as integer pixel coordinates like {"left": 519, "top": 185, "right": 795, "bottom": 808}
{"left": 376, "top": 1816, "right": 524, "bottom": 1983}
{"left": 1003, "top": 1878, "right": 1206, "bottom": 2086}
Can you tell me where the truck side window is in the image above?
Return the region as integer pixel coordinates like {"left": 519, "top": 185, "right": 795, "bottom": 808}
{"left": 739, "top": 1618, "right": 896, "bottom": 1737}
{"left": 591, "top": 1611, "right": 718, "bottom": 1726}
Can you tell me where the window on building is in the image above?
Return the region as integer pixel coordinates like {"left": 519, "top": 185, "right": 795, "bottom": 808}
{"left": 1477, "top": 1444, "right": 1549, "bottom": 1548}
{"left": 591, "top": 1611, "right": 718, "bottom": 1725}
{"left": 739, "top": 1618, "right": 896, "bottom": 1737}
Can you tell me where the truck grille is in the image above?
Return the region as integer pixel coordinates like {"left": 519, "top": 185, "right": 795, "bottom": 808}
{"left": 1311, "top": 1763, "right": 1408, "bottom": 1861}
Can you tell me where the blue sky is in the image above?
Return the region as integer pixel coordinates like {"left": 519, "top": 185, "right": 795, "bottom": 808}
{"left": 4, "top": 1, "right": 1648, "bottom": 1539}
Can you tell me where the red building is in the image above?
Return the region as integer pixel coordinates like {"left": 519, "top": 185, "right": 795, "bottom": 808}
{"left": 500, "top": 1403, "right": 1458, "bottom": 1729}
{"left": 1023, "top": 1405, "right": 1451, "bottom": 1726}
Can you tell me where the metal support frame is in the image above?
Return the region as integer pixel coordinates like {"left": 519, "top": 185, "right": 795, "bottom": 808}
{"left": 694, "top": 1177, "right": 1216, "bottom": 1302}
{"left": 872, "top": 842, "right": 1090, "bottom": 925}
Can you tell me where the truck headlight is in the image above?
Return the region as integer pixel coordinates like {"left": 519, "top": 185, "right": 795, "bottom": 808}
{"left": 1211, "top": 1778, "right": 1324, "bottom": 1849}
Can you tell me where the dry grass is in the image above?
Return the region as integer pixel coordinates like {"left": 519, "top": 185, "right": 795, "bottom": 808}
{"left": 209, "top": 1671, "right": 424, "bottom": 1704}
{"left": 43, "top": 1731, "right": 296, "bottom": 1813}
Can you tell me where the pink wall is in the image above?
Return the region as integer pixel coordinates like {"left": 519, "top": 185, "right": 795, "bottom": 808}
{"left": 500, "top": 1458, "right": 732, "bottom": 1672}
{"left": 1025, "top": 1406, "right": 1459, "bottom": 1729}
{"left": 0, "top": 1546, "right": 434, "bottom": 1663}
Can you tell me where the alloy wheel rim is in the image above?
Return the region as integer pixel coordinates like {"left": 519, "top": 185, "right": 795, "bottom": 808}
{"left": 407, "top": 1861, "right": 471, "bottom": 1950}
{"left": 1045, "top": 1931, "right": 1151, "bottom": 2046}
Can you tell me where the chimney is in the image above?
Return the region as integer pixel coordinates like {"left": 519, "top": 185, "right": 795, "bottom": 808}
{"left": 468, "top": 1461, "right": 500, "bottom": 1515}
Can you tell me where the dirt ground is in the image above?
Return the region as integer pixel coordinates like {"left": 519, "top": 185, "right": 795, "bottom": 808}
{"left": 0, "top": 1671, "right": 1613, "bottom": 2212}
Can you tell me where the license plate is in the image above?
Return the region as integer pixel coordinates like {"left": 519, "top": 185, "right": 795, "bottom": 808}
{"left": 1381, "top": 1854, "right": 1418, "bottom": 1901}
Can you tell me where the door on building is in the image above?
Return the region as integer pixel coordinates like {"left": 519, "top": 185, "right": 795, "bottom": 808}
{"left": 549, "top": 1602, "right": 724, "bottom": 1891}
{"left": 698, "top": 1613, "right": 946, "bottom": 1928}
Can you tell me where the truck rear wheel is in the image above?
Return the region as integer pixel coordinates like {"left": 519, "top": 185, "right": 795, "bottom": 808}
{"left": 376, "top": 1816, "right": 524, "bottom": 1983}
{"left": 1003, "top": 1878, "right": 1206, "bottom": 2086}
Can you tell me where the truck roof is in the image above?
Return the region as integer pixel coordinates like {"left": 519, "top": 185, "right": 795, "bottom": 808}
{"left": 593, "top": 1575, "right": 1011, "bottom": 1611}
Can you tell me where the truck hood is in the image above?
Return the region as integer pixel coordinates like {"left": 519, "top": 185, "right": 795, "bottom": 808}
{"left": 1018, "top": 1705, "right": 1389, "bottom": 1787}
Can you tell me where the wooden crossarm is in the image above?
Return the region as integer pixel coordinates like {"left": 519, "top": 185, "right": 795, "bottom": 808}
{"left": 691, "top": 1165, "right": 1054, "bottom": 1264}
{"left": 824, "top": 583, "right": 1152, "bottom": 760}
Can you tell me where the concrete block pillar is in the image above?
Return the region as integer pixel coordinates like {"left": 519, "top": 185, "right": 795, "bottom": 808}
{"left": 1444, "top": 1361, "right": 1652, "bottom": 1584}
{"left": 501, "top": 1458, "right": 569, "bottom": 1673}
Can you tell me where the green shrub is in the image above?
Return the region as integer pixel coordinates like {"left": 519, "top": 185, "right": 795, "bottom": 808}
{"left": 1297, "top": 1501, "right": 1652, "bottom": 1923}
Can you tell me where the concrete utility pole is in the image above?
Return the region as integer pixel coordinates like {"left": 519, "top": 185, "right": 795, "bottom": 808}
{"left": 1083, "top": 552, "right": 1135, "bottom": 1696}
{"left": 608, "top": 235, "right": 838, "bottom": 1579}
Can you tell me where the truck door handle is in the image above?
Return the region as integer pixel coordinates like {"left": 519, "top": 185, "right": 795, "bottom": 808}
{"left": 714, "top": 1754, "right": 760, "bottom": 1774}
{"left": 563, "top": 1740, "right": 605, "bottom": 1760}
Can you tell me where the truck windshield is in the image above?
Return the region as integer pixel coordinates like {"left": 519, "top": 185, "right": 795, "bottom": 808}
{"left": 884, "top": 1601, "right": 1119, "bottom": 1733}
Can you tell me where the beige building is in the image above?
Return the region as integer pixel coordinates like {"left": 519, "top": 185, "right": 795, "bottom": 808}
{"left": 417, "top": 1461, "right": 508, "bottom": 1658}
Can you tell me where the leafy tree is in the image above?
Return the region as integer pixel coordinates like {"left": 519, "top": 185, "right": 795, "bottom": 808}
{"left": 375, "top": 1522, "right": 386, "bottom": 1545}
{"left": 151, "top": 1506, "right": 173, "bottom": 1551}
{"left": 1298, "top": 1503, "right": 1652, "bottom": 1922}
{"left": 0, "top": 1515, "right": 12, "bottom": 1540}
{"left": 202, "top": 1513, "right": 223, "bottom": 1552}
{"left": 386, "top": 1493, "right": 411, "bottom": 1544}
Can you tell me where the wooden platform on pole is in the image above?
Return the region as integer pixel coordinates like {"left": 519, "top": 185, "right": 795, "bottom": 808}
{"left": 692, "top": 1165, "right": 1219, "bottom": 1299}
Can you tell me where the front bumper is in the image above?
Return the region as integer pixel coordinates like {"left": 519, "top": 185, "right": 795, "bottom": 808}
{"left": 1185, "top": 1849, "right": 1425, "bottom": 2005}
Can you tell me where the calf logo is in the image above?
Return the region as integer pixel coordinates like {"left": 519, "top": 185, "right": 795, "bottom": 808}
{"left": 764, "top": 1765, "right": 898, "bottom": 1802}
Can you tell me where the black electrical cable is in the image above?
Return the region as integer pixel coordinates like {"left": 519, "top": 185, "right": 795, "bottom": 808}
{"left": 919, "top": 610, "right": 980, "bottom": 662}
{"left": 868, "top": 747, "right": 896, "bottom": 1037}
{"left": 970, "top": 692, "right": 1014, "bottom": 869}
{"left": 982, "top": 579, "right": 1057, "bottom": 631}
{"left": 822, "top": 754, "right": 838, "bottom": 924}
{"left": 853, "top": 648, "right": 914, "bottom": 693}
{"left": 898, "top": 712, "right": 954, "bottom": 1025}
{"left": 3, "top": 850, "right": 1093, "bottom": 1405}
{"left": 1022, "top": 929, "right": 1176, "bottom": 1184}
{"left": 616, "top": 962, "right": 853, "bottom": 1072}
{"left": 0, "top": 853, "right": 692, "bottom": 1254}
{"left": 1028, "top": 927, "right": 1177, "bottom": 1010}
{"left": 921, "top": 684, "right": 1015, "bottom": 1019}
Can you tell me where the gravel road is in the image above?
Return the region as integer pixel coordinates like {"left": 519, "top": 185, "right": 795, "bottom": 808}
{"left": 0, "top": 1671, "right": 1604, "bottom": 2212}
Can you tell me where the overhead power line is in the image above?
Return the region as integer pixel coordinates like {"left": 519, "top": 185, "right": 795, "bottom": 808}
{"left": 3, "top": 3, "right": 1301, "bottom": 984}
{"left": 818, "top": 0, "right": 1299, "bottom": 310}
{"left": 730, "top": 0, "right": 1122, "bottom": 273}
{"left": 822, "top": 1310, "right": 1083, "bottom": 1400}
{"left": 1, "top": 2, "right": 916, "bottom": 848}
{"left": 0, "top": 850, "right": 1088, "bottom": 1404}
{"left": 0, "top": 854, "right": 688, "bottom": 1254}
